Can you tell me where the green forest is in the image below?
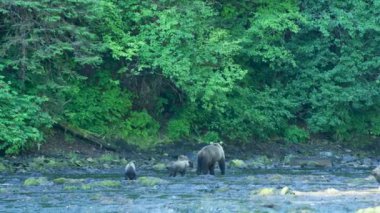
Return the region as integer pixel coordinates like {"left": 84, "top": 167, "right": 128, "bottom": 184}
{"left": 0, "top": 0, "right": 379, "bottom": 154}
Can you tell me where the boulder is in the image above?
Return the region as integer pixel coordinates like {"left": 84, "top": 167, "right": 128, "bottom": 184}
{"left": 229, "top": 159, "right": 247, "bottom": 169}
{"left": 288, "top": 157, "right": 333, "bottom": 168}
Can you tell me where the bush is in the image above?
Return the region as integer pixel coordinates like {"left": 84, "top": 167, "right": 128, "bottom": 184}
{"left": 0, "top": 77, "right": 52, "bottom": 154}
{"left": 64, "top": 74, "right": 160, "bottom": 149}
{"left": 167, "top": 119, "right": 190, "bottom": 140}
{"left": 201, "top": 131, "right": 220, "bottom": 143}
{"left": 124, "top": 111, "right": 160, "bottom": 138}
{"left": 64, "top": 74, "right": 132, "bottom": 137}
{"left": 284, "top": 126, "right": 309, "bottom": 143}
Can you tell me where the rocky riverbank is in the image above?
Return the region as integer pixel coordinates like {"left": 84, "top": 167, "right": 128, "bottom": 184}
{"left": 0, "top": 139, "right": 379, "bottom": 176}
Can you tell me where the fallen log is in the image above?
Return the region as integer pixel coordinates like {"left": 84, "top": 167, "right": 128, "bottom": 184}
{"left": 55, "top": 122, "right": 117, "bottom": 151}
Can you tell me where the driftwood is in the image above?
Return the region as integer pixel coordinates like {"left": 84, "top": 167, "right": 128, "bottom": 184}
{"left": 55, "top": 122, "right": 117, "bottom": 151}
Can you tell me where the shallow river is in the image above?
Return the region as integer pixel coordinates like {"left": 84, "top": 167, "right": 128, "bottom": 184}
{"left": 0, "top": 168, "right": 379, "bottom": 212}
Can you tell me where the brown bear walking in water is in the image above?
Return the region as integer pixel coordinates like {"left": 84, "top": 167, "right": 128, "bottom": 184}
{"left": 196, "top": 142, "right": 225, "bottom": 175}
{"left": 166, "top": 155, "right": 193, "bottom": 177}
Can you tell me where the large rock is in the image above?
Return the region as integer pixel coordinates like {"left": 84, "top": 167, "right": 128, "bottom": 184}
{"left": 152, "top": 163, "right": 167, "bottom": 171}
{"left": 247, "top": 155, "right": 272, "bottom": 168}
{"left": 288, "top": 157, "right": 333, "bottom": 168}
{"left": 252, "top": 187, "right": 294, "bottom": 196}
{"left": 24, "top": 177, "right": 50, "bottom": 186}
{"left": 229, "top": 159, "right": 247, "bottom": 169}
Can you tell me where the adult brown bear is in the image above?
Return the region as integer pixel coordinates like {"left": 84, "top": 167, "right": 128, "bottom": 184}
{"left": 196, "top": 142, "right": 225, "bottom": 175}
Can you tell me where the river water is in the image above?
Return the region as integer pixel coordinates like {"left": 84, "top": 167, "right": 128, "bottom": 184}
{"left": 0, "top": 168, "right": 379, "bottom": 212}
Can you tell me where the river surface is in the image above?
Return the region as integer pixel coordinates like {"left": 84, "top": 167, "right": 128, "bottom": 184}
{"left": 0, "top": 168, "right": 379, "bottom": 212}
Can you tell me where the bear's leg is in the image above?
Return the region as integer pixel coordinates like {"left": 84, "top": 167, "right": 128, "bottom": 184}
{"left": 197, "top": 156, "right": 203, "bottom": 175}
{"left": 209, "top": 164, "right": 216, "bottom": 175}
{"left": 200, "top": 159, "right": 209, "bottom": 175}
{"left": 219, "top": 159, "right": 225, "bottom": 175}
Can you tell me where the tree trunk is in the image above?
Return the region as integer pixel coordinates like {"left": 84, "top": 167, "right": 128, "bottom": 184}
{"left": 55, "top": 122, "right": 117, "bottom": 151}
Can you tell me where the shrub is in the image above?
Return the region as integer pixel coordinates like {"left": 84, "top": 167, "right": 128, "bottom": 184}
{"left": 167, "top": 118, "right": 190, "bottom": 140}
{"left": 0, "top": 77, "right": 52, "bottom": 154}
{"left": 284, "top": 126, "right": 309, "bottom": 143}
{"left": 64, "top": 75, "right": 132, "bottom": 137}
{"left": 201, "top": 131, "right": 220, "bottom": 143}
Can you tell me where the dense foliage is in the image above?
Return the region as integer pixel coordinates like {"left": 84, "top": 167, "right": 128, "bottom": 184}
{"left": 0, "top": 0, "right": 379, "bottom": 153}
{"left": 0, "top": 76, "right": 52, "bottom": 154}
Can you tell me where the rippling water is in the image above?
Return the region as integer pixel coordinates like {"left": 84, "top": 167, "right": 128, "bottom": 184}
{"left": 0, "top": 168, "right": 379, "bottom": 212}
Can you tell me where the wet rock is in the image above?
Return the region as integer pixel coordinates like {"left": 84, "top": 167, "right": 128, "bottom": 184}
{"left": 81, "top": 184, "right": 92, "bottom": 190}
{"left": 288, "top": 206, "right": 315, "bottom": 213}
{"left": 152, "top": 163, "right": 167, "bottom": 171}
{"left": 246, "top": 176, "right": 259, "bottom": 183}
{"left": 280, "top": 186, "right": 295, "bottom": 195}
{"left": 247, "top": 155, "right": 272, "bottom": 168}
{"left": 356, "top": 206, "right": 380, "bottom": 213}
{"left": 137, "top": 176, "right": 168, "bottom": 186}
{"left": 24, "top": 177, "right": 50, "bottom": 186}
{"left": 283, "top": 154, "right": 296, "bottom": 165}
{"left": 268, "top": 174, "right": 284, "bottom": 182}
{"left": 73, "top": 160, "right": 83, "bottom": 167}
{"left": 288, "top": 157, "right": 332, "bottom": 168}
{"left": 120, "top": 158, "right": 128, "bottom": 165}
{"left": 229, "top": 159, "right": 247, "bottom": 169}
{"left": 254, "top": 188, "right": 276, "bottom": 196}
{"left": 216, "top": 186, "right": 230, "bottom": 193}
{"left": 98, "top": 153, "right": 120, "bottom": 163}
{"left": 361, "top": 158, "right": 372, "bottom": 168}
{"left": 341, "top": 154, "right": 357, "bottom": 163}
{"left": 319, "top": 151, "right": 333, "bottom": 158}
{"left": 252, "top": 186, "right": 294, "bottom": 196}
